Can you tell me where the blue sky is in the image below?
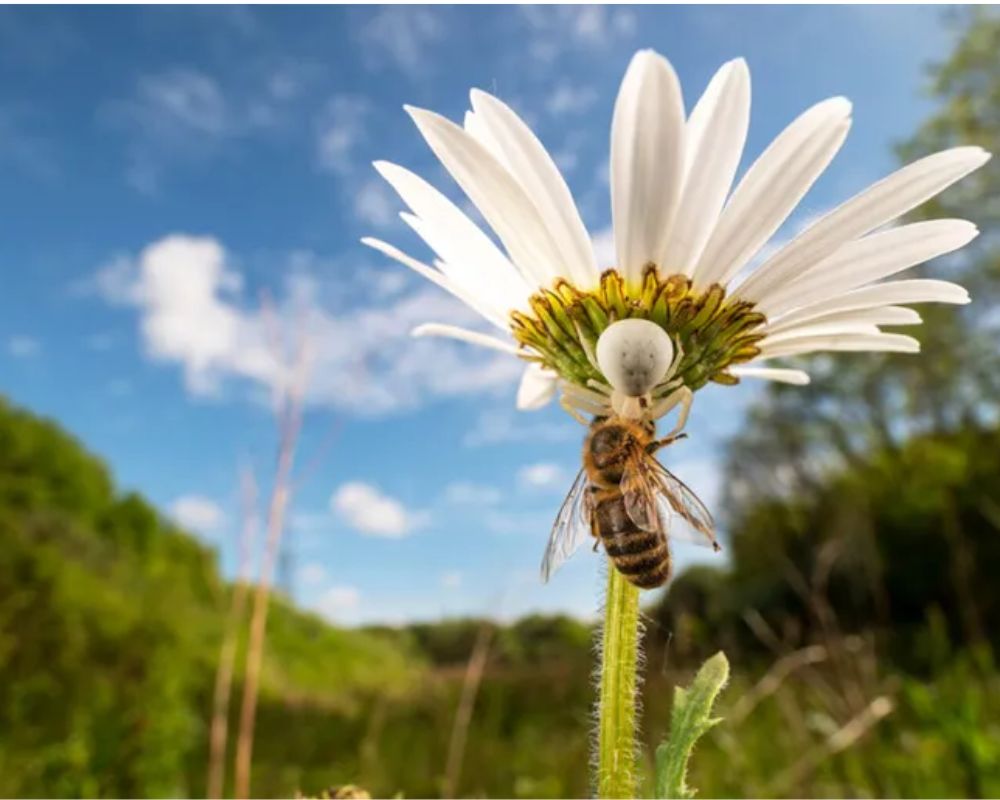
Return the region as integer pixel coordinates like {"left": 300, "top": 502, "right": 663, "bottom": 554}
{"left": 0, "top": 5, "right": 960, "bottom": 625}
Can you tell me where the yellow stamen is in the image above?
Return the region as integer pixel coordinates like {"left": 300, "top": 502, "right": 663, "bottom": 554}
{"left": 510, "top": 266, "right": 767, "bottom": 390}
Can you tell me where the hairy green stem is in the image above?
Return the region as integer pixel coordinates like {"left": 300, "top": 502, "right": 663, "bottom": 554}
{"left": 597, "top": 566, "right": 641, "bottom": 799}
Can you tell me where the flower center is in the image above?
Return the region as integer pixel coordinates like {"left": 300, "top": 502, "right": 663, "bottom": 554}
{"left": 510, "top": 266, "right": 767, "bottom": 391}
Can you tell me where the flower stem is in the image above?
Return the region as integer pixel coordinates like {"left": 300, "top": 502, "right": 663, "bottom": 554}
{"left": 597, "top": 566, "right": 641, "bottom": 799}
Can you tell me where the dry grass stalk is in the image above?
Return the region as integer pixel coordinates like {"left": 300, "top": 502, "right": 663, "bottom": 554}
{"left": 769, "top": 695, "right": 894, "bottom": 795}
{"left": 233, "top": 302, "right": 313, "bottom": 799}
{"left": 725, "top": 549, "right": 892, "bottom": 797}
{"left": 442, "top": 620, "right": 495, "bottom": 799}
{"left": 207, "top": 467, "right": 259, "bottom": 798}
{"left": 727, "top": 644, "right": 829, "bottom": 726}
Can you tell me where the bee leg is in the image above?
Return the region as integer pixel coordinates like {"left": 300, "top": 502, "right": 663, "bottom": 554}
{"left": 647, "top": 432, "right": 688, "bottom": 454}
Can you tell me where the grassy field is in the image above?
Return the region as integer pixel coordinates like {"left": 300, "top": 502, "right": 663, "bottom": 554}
{"left": 2, "top": 391, "right": 998, "bottom": 796}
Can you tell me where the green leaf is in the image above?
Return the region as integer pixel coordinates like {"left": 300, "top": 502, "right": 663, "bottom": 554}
{"left": 654, "top": 651, "right": 730, "bottom": 799}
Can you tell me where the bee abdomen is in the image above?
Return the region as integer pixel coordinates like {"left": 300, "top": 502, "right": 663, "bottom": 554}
{"left": 602, "top": 528, "right": 661, "bottom": 557}
{"left": 594, "top": 493, "right": 672, "bottom": 589}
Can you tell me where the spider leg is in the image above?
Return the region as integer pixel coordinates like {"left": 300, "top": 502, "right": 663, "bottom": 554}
{"left": 652, "top": 376, "right": 683, "bottom": 399}
{"left": 563, "top": 382, "right": 613, "bottom": 406}
{"left": 586, "top": 379, "right": 613, "bottom": 396}
{"left": 660, "top": 338, "right": 686, "bottom": 384}
{"left": 559, "top": 394, "right": 590, "bottom": 427}
{"left": 648, "top": 385, "right": 693, "bottom": 439}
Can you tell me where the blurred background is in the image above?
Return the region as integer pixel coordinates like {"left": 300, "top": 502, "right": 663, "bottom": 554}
{"left": 1, "top": 5, "right": 999, "bottom": 798}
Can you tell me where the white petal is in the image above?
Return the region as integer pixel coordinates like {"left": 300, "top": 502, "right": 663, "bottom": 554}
{"left": 767, "top": 305, "right": 921, "bottom": 335}
{"left": 692, "top": 97, "right": 852, "bottom": 289}
{"left": 463, "top": 110, "right": 507, "bottom": 169}
{"left": 667, "top": 58, "right": 751, "bottom": 276}
{"left": 757, "top": 219, "right": 978, "bottom": 315}
{"left": 763, "top": 322, "right": 881, "bottom": 345}
{"left": 406, "top": 106, "right": 565, "bottom": 288}
{"left": 758, "top": 332, "right": 920, "bottom": 359}
{"left": 361, "top": 236, "right": 455, "bottom": 295}
{"left": 729, "top": 366, "right": 810, "bottom": 385}
{"left": 411, "top": 323, "right": 519, "bottom": 354}
{"left": 399, "top": 212, "right": 528, "bottom": 319}
{"left": 769, "top": 279, "right": 970, "bottom": 326}
{"left": 374, "top": 161, "right": 530, "bottom": 312}
{"left": 735, "top": 146, "right": 991, "bottom": 301}
{"left": 361, "top": 237, "right": 504, "bottom": 329}
{"left": 611, "top": 50, "right": 686, "bottom": 284}
{"left": 517, "top": 363, "right": 558, "bottom": 410}
{"left": 470, "top": 90, "right": 598, "bottom": 287}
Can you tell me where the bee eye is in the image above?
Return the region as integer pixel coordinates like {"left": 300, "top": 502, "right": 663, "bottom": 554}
{"left": 596, "top": 319, "right": 674, "bottom": 397}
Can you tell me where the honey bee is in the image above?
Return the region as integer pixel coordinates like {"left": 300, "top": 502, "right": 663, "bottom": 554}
{"left": 541, "top": 319, "right": 721, "bottom": 588}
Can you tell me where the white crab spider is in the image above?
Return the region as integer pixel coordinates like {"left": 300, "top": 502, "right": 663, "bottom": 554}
{"left": 559, "top": 318, "right": 693, "bottom": 438}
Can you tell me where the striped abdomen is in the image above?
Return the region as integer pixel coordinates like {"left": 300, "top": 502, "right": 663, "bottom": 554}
{"left": 592, "top": 488, "right": 672, "bottom": 589}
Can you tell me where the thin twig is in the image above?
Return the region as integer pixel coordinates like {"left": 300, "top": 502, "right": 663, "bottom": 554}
{"left": 207, "top": 466, "right": 259, "bottom": 799}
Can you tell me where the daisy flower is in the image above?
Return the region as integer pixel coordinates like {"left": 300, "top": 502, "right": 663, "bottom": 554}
{"left": 363, "top": 50, "right": 989, "bottom": 425}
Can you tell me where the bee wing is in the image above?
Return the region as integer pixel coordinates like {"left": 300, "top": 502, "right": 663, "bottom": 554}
{"left": 650, "top": 461, "right": 721, "bottom": 551}
{"left": 540, "top": 467, "right": 593, "bottom": 582}
{"left": 620, "top": 448, "right": 661, "bottom": 532}
{"left": 621, "top": 451, "right": 721, "bottom": 551}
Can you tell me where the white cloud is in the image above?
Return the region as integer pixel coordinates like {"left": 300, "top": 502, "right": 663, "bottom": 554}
{"left": 443, "top": 481, "right": 502, "bottom": 506}
{"left": 332, "top": 481, "right": 423, "bottom": 538}
{"left": 518, "top": 462, "right": 568, "bottom": 491}
{"left": 441, "top": 571, "right": 463, "bottom": 589}
{"left": 7, "top": 335, "right": 40, "bottom": 358}
{"left": 290, "top": 511, "right": 333, "bottom": 536}
{"left": 136, "top": 68, "right": 229, "bottom": 135}
{"left": 463, "top": 408, "right": 577, "bottom": 448}
{"left": 93, "top": 235, "right": 276, "bottom": 396}
{"left": 106, "top": 69, "right": 230, "bottom": 194}
{"left": 483, "top": 508, "right": 557, "bottom": 537}
{"left": 316, "top": 95, "right": 369, "bottom": 175}
{"left": 107, "top": 64, "right": 308, "bottom": 193}
{"left": 568, "top": 6, "right": 636, "bottom": 42}
{"left": 356, "top": 7, "right": 445, "bottom": 73}
{"left": 299, "top": 562, "right": 328, "bottom": 587}
{"left": 353, "top": 176, "right": 397, "bottom": 227}
{"left": 592, "top": 226, "right": 615, "bottom": 269}
{"left": 552, "top": 148, "right": 579, "bottom": 174}
{"left": 92, "top": 234, "right": 523, "bottom": 414}
{"left": 0, "top": 109, "right": 59, "bottom": 181}
{"left": 520, "top": 6, "right": 636, "bottom": 63}
{"left": 311, "top": 584, "right": 361, "bottom": 622}
{"left": 367, "top": 269, "right": 409, "bottom": 299}
{"left": 594, "top": 157, "right": 610, "bottom": 187}
{"left": 546, "top": 83, "right": 598, "bottom": 116}
{"left": 170, "top": 494, "right": 226, "bottom": 533}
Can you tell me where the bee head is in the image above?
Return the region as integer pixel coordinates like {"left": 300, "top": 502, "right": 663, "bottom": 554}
{"left": 596, "top": 319, "right": 674, "bottom": 398}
